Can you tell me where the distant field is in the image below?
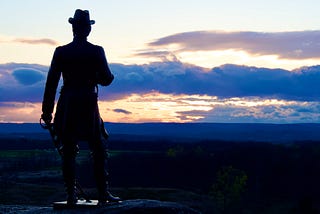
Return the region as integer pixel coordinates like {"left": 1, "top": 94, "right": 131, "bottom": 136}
{"left": 0, "top": 150, "right": 55, "bottom": 158}
{"left": 1, "top": 122, "right": 320, "bottom": 143}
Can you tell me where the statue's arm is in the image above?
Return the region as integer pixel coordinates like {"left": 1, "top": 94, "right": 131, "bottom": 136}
{"left": 42, "top": 48, "right": 62, "bottom": 117}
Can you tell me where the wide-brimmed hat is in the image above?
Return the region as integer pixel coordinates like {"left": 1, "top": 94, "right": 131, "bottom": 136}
{"left": 68, "top": 9, "right": 95, "bottom": 25}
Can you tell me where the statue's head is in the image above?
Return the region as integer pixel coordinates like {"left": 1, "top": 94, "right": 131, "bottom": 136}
{"left": 69, "top": 9, "right": 95, "bottom": 38}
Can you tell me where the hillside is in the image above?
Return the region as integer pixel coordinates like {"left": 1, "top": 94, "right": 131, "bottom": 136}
{"left": 2, "top": 123, "right": 320, "bottom": 213}
{"left": 1, "top": 122, "right": 320, "bottom": 143}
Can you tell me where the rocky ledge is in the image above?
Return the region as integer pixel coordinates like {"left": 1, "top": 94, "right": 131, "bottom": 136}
{"left": 0, "top": 199, "right": 202, "bottom": 214}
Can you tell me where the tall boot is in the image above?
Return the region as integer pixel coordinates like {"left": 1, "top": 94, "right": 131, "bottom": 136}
{"left": 62, "top": 155, "right": 78, "bottom": 205}
{"left": 97, "top": 178, "right": 121, "bottom": 204}
{"left": 93, "top": 150, "right": 120, "bottom": 204}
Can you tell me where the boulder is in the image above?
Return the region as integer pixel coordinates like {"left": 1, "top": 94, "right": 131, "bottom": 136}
{"left": 0, "top": 199, "right": 202, "bottom": 214}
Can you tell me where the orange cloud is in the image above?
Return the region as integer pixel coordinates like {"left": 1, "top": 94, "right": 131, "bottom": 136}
{"left": 13, "top": 38, "right": 58, "bottom": 46}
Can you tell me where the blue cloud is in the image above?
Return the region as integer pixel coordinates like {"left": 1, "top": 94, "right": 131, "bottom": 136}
{"left": 104, "top": 62, "right": 320, "bottom": 101}
{"left": 12, "top": 68, "right": 45, "bottom": 85}
{"left": 0, "top": 63, "right": 48, "bottom": 102}
{"left": 1, "top": 62, "right": 320, "bottom": 102}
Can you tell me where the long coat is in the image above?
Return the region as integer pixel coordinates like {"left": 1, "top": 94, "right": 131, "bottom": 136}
{"left": 42, "top": 38, "right": 114, "bottom": 141}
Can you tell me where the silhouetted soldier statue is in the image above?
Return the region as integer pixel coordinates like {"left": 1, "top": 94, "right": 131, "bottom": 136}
{"left": 41, "top": 9, "right": 120, "bottom": 205}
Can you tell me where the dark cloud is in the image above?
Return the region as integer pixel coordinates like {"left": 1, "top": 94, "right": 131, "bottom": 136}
{"left": 195, "top": 102, "right": 320, "bottom": 123}
{"left": 148, "top": 30, "right": 320, "bottom": 59}
{"left": 0, "top": 63, "right": 50, "bottom": 102}
{"left": 1, "top": 62, "right": 320, "bottom": 103}
{"left": 12, "top": 68, "right": 46, "bottom": 85}
{"left": 13, "top": 38, "right": 58, "bottom": 46}
{"left": 113, "top": 108, "right": 132, "bottom": 115}
{"left": 105, "top": 62, "right": 320, "bottom": 101}
{"left": 0, "top": 102, "right": 17, "bottom": 107}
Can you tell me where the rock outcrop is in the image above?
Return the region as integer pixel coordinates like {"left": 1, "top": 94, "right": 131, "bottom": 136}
{"left": 0, "top": 199, "right": 202, "bottom": 214}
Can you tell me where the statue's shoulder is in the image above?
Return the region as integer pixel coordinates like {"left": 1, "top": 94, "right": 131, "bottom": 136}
{"left": 54, "top": 43, "right": 71, "bottom": 52}
{"left": 83, "top": 40, "right": 102, "bottom": 49}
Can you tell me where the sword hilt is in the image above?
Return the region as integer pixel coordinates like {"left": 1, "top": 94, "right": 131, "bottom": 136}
{"left": 40, "top": 118, "right": 63, "bottom": 155}
{"left": 40, "top": 118, "right": 51, "bottom": 129}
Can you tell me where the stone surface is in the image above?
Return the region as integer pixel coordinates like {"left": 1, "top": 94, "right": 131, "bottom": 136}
{"left": 0, "top": 199, "right": 202, "bottom": 214}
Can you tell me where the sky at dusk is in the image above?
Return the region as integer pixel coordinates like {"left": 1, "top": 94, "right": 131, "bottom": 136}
{"left": 1, "top": 0, "right": 320, "bottom": 123}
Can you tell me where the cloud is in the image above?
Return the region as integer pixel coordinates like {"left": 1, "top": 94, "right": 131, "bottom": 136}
{"left": 13, "top": 38, "right": 58, "bottom": 46}
{"left": 2, "top": 61, "right": 320, "bottom": 103}
{"left": 0, "top": 35, "right": 58, "bottom": 46}
{"left": 106, "top": 62, "right": 320, "bottom": 102}
{"left": 113, "top": 108, "right": 132, "bottom": 115}
{"left": 195, "top": 101, "right": 320, "bottom": 123}
{"left": 2, "top": 93, "right": 320, "bottom": 123}
{"left": 148, "top": 30, "right": 320, "bottom": 60}
{"left": 0, "top": 102, "right": 41, "bottom": 123}
{"left": 0, "top": 63, "right": 49, "bottom": 102}
{"left": 12, "top": 68, "right": 46, "bottom": 85}
{"left": 135, "top": 50, "right": 180, "bottom": 62}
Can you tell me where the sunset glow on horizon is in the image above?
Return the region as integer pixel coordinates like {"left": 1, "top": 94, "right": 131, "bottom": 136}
{"left": 1, "top": 92, "right": 319, "bottom": 124}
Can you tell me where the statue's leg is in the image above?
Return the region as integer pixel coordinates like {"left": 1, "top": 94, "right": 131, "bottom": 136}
{"left": 61, "top": 139, "right": 79, "bottom": 205}
{"left": 90, "top": 138, "right": 120, "bottom": 204}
